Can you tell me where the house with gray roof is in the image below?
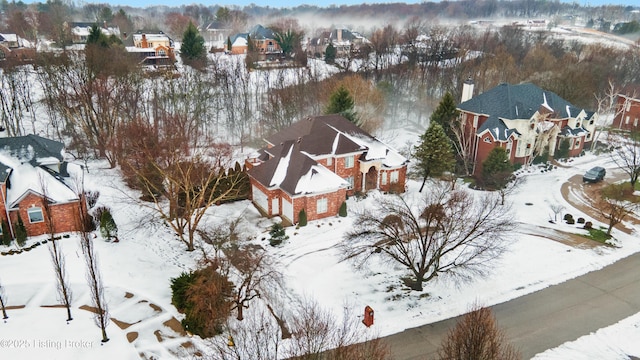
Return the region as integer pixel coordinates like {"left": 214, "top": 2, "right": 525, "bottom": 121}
{"left": 457, "top": 81, "right": 597, "bottom": 175}
{"left": 0, "top": 133, "right": 85, "bottom": 240}
{"left": 246, "top": 115, "right": 408, "bottom": 225}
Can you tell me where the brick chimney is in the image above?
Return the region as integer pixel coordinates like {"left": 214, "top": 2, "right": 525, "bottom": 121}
{"left": 141, "top": 34, "right": 148, "bottom": 48}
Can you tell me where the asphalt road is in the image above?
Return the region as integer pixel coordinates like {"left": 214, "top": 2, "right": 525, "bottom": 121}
{"left": 384, "top": 251, "right": 640, "bottom": 359}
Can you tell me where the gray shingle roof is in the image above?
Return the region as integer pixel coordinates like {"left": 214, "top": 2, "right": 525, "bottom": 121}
{"left": 477, "top": 116, "right": 520, "bottom": 141}
{"left": 458, "top": 83, "right": 584, "bottom": 121}
{"left": 0, "top": 134, "right": 64, "bottom": 166}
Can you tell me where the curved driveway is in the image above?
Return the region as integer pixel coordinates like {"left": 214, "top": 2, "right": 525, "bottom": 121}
{"left": 385, "top": 170, "right": 640, "bottom": 359}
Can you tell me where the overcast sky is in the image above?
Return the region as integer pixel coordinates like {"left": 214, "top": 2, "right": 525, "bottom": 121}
{"left": 92, "top": 0, "right": 635, "bottom": 9}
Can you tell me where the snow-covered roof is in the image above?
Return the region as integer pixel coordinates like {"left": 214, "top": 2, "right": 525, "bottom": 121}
{"left": 249, "top": 115, "right": 406, "bottom": 196}
{"left": 0, "top": 151, "right": 78, "bottom": 208}
{"left": 249, "top": 140, "right": 348, "bottom": 196}
{"left": 265, "top": 114, "right": 408, "bottom": 168}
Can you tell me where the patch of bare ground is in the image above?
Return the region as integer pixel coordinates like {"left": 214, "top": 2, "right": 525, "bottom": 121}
{"left": 148, "top": 303, "right": 162, "bottom": 312}
{"left": 163, "top": 318, "right": 186, "bottom": 336}
{"left": 79, "top": 304, "right": 103, "bottom": 314}
{"left": 5, "top": 305, "right": 25, "bottom": 310}
{"left": 126, "top": 332, "right": 138, "bottom": 342}
{"left": 40, "top": 304, "right": 67, "bottom": 308}
{"left": 562, "top": 174, "right": 639, "bottom": 235}
{"left": 112, "top": 317, "right": 137, "bottom": 329}
{"left": 124, "top": 292, "right": 134, "bottom": 299}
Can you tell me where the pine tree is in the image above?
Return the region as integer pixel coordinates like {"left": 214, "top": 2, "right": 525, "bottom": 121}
{"left": 180, "top": 21, "right": 206, "bottom": 62}
{"left": 227, "top": 36, "right": 232, "bottom": 51}
{"left": 269, "top": 223, "right": 289, "bottom": 246}
{"left": 298, "top": 209, "right": 307, "bottom": 227}
{"left": 430, "top": 92, "right": 459, "bottom": 143}
{"left": 481, "top": 147, "right": 513, "bottom": 190}
{"left": 1, "top": 221, "right": 11, "bottom": 246}
{"left": 339, "top": 201, "right": 347, "bottom": 217}
{"left": 324, "top": 43, "right": 336, "bottom": 64}
{"left": 99, "top": 210, "right": 118, "bottom": 242}
{"left": 325, "top": 85, "right": 359, "bottom": 125}
{"left": 14, "top": 215, "right": 27, "bottom": 247}
{"left": 414, "top": 123, "right": 456, "bottom": 192}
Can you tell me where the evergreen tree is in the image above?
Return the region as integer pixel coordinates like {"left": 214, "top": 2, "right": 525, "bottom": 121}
{"left": 227, "top": 36, "right": 232, "bottom": 51}
{"left": 1, "top": 221, "right": 11, "bottom": 246}
{"left": 481, "top": 147, "right": 513, "bottom": 190}
{"left": 430, "top": 92, "right": 459, "bottom": 143}
{"left": 298, "top": 209, "right": 307, "bottom": 227}
{"left": 273, "top": 28, "right": 302, "bottom": 57}
{"left": 180, "top": 21, "right": 206, "bottom": 62}
{"left": 339, "top": 201, "right": 347, "bottom": 217}
{"left": 99, "top": 209, "right": 118, "bottom": 242}
{"left": 268, "top": 223, "right": 289, "bottom": 246}
{"left": 86, "top": 24, "right": 109, "bottom": 47}
{"left": 325, "top": 85, "right": 359, "bottom": 125}
{"left": 324, "top": 43, "right": 336, "bottom": 64}
{"left": 14, "top": 215, "right": 26, "bottom": 247}
{"left": 414, "top": 122, "right": 456, "bottom": 192}
{"left": 556, "top": 138, "right": 570, "bottom": 159}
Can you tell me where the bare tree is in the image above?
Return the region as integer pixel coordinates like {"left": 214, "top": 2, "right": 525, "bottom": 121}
{"left": 592, "top": 80, "right": 625, "bottom": 149}
{"left": 597, "top": 183, "right": 640, "bottom": 236}
{"left": 225, "top": 247, "right": 283, "bottom": 321}
{"left": 40, "top": 175, "right": 73, "bottom": 322}
{"left": 36, "top": 50, "right": 143, "bottom": 168}
{"left": 286, "top": 299, "right": 391, "bottom": 360}
{"left": 209, "top": 308, "right": 284, "bottom": 360}
{"left": 609, "top": 130, "right": 640, "bottom": 187}
{"left": 74, "top": 183, "right": 109, "bottom": 342}
{"left": 342, "top": 183, "right": 513, "bottom": 291}
{"left": 548, "top": 203, "right": 565, "bottom": 223}
{"left": 121, "top": 124, "right": 247, "bottom": 251}
{"left": 0, "top": 64, "right": 36, "bottom": 136}
{"left": 437, "top": 304, "right": 521, "bottom": 360}
{"left": 0, "top": 279, "right": 8, "bottom": 320}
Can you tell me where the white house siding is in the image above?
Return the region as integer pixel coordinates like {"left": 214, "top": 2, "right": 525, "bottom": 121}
{"left": 282, "top": 198, "right": 293, "bottom": 223}
{"left": 252, "top": 185, "right": 269, "bottom": 214}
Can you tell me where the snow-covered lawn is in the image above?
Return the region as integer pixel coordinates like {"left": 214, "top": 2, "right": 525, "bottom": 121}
{"left": 1, "top": 146, "right": 640, "bottom": 359}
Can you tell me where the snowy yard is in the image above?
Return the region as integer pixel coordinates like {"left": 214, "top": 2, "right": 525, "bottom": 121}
{"left": 1, "top": 142, "right": 639, "bottom": 359}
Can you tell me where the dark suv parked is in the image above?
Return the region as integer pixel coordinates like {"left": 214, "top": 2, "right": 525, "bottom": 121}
{"left": 583, "top": 166, "right": 606, "bottom": 183}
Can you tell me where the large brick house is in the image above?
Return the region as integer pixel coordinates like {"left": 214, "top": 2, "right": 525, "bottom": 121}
{"left": 0, "top": 134, "right": 85, "bottom": 238}
{"left": 612, "top": 94, "right": 640, "bottom": 131}
{"left": 229, "top": 25, "right": 282, "bottom": 58}
{"left": 125, "top": 31, "right": 175, "bottom": 66}
{"left": 457, "top": 81, "right": 597, "bottom": 176}
{"left": 246, "top": 115, "right": 408, "bottom": 225}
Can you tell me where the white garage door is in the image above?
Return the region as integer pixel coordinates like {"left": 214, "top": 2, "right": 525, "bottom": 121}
{"left": 252, "top": 185, "right": 269, "bottom": 214}
{"left": 271, "top": 197, "right": 280, "bottom": 215}
{"left": 282, "top": 198, "right": 294, "bottom": 223}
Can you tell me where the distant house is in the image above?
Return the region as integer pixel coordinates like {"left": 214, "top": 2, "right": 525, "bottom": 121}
{"left": 246, "top": 115, "right": 408, "bottom": 225}
{"left": 612, "top": 94, "right": 640, "bottom": 131}
{"left": 125, "top": 30, "right": 175, "bottom": 66}
{"left": 457, "top": 81, "right": 597, "bottom": 176}
{"left": 306, "top": 27, "right": 368, "bottom": 58}
{"left": 203, "top": 21, "right": 232, "bottom": 51}
{"left": 0, "top": 33, "right": 35, "bottom": 62}
{"left": 229, "top": 25, "right": 282, "bottom": 59}
{"left": 0, "top": 133, "right": 85, "bottom": 239}
{"left": 69, "top": 22, "right": 120, "bottom": 44}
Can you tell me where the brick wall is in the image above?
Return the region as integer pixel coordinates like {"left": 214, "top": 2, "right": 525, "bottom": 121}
{"left": 292, "top": 189, "right": 347, "bottom": 223}
{"left": 613, "top": 96, "right": 640, "bottom": 131}
{"left": 7, "top": 192, "right": 84, "bottom": 237}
